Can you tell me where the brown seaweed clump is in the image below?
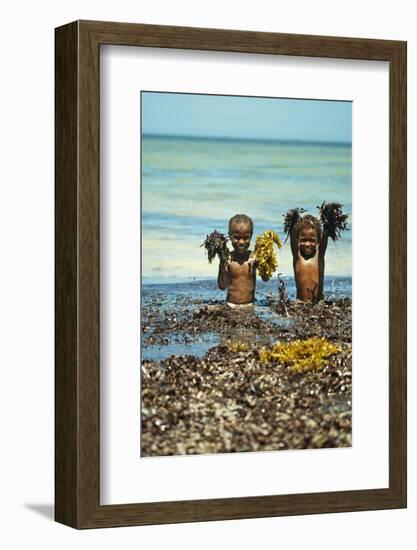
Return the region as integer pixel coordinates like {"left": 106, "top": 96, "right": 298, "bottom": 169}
{"left": 283, "top": 207, "right": 306, "bottom": 241}
{"left": 141, "top": 295, "right": 352, "bottom": 457}
{"left": 141, "top": 342, "right": 352, "bottom": 456}
{"left": 276, "top": 274, "right": 290, "bottom": 316}
{"left": 142, "top": 296, "right": 352, "bottom": 347}
{"left": 201, "top": 230, "right": 230, "bottom": 263}
{"left": 254, "top": 230, "right": 283, "bottom": 280}
{"left": 318, "top": 202, "right": 349, "bottom": 241}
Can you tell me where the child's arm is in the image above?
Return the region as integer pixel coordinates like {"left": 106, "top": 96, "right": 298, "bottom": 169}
{"left": 289, "top": 225, "right": 299, "bottom": 260}
{"left": 250, "top": 257, "right": 270, "bottom": 282}
{"left": 319, "top": 230, "right": 329, "bottom": 258}
{"left": 217, "top": 259, "right": 228, "bottom": 290}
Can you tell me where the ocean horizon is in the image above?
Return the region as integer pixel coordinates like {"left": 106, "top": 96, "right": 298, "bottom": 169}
{"left": 142, "top": 133, "right": 352, "bottom": 147}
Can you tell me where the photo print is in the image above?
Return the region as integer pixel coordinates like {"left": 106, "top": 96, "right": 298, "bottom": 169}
{"left": 140, "top": 91, "right": 352, "bottom": 457}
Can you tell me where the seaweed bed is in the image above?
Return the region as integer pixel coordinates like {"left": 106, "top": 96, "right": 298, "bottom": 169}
{"left": 141, "top": 297, "right": 352, "bottom": 457}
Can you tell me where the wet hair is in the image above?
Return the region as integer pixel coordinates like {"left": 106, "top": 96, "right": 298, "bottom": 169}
{"left": 296, "top": 214, "right": 322, "bottom": 241}
{"left": 228, "top": 214, "right": 254, "bottom": 235}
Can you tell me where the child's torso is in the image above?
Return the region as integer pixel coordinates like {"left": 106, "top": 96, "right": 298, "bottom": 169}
{"left": 294, "top": 254, "right": 323, "bottom": 302}
{"left": 227, "top": 254, "right": 256, "bottom": 304}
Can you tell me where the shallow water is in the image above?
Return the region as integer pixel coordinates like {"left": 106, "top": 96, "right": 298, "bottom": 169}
{"left": 141, "top": 276, "right": 351, "bottom": 361}
{"left": 142, "top": 275, "right": 351, "bottom": 306}
{"left": 142, "top": 331, "right": 220, "bottom": 361}
{"left": 142, "top": 135, "right": 352, "bottom": 279}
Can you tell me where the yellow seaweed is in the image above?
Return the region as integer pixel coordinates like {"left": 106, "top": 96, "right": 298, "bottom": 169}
{"left": 259, "top": 337, "right": 341, "bottom": 372}
{"left": 254, "top": 230, "right": 283, "bottom": 280}
{"left": 227, "top": 341, "right": 249, "bottom": 353}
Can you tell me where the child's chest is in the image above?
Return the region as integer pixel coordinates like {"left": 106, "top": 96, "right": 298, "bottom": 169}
{"left": 228, "top": 260, "right": 254, "bottom": 279}
{"left": 295, "top": 256, "right": 319, "bottom": 276}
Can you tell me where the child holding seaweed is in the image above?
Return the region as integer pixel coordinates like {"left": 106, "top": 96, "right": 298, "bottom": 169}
{"left": 217, "top": 214, "right": 267, "bottom": 308}
{"left": 202, "top": 214, "right": 282, "bottom": 308}
{"left": 284, "top": 203, "right": 348, "bottom": 303}
{"left": 201, "top": 214, "right": 267, "bottom": 308}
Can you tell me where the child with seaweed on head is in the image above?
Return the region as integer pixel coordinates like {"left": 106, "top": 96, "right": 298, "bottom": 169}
{"left": 284, "top": 203, "right": 348, "bottom": 303}
{"left": 217, "top": 214, "right": 270, "bottom": 308}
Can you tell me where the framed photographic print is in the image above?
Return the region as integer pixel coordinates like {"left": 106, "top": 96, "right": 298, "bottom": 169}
{"left": 55, "top": 20, "right": 406, "bottom": 528}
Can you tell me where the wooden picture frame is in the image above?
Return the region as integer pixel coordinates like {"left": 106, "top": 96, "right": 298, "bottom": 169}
{"left": 55, "top": 20, "right": 407, "bottom": 529}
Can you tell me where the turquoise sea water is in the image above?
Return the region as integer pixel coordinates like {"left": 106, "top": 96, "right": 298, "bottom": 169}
{"left": 142, "top": 135, "right": 352, "bottom": 282}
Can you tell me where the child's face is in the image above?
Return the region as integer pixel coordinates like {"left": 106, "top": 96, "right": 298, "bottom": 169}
{"left": 299, "top": 227, "right": 319, "bottom": 258}
{"left": 229, "top": 223, "right": 252, "bottom": 256}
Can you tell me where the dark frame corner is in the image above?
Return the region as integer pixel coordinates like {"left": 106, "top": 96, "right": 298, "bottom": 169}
{"left": 55, "top": 20, "right": 407, "bottom": 529}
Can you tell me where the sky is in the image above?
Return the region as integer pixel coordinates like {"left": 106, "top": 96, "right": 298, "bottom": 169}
{"left": 142, "top": 92, "right": 352, "bottom": 143}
